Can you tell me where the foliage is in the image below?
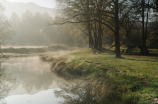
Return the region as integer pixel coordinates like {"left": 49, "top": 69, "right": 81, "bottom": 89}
{"left": 147, "top": 30, "right": 158, "bottom": 49}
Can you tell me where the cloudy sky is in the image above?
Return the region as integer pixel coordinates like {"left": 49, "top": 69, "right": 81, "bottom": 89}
{"left": 6, "top": 0, "right": 56, "bottom": 8}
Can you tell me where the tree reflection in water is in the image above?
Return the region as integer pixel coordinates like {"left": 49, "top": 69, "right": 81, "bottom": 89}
{"left": 2, "top": 57, "right": 63, "bottom": 94}
{"left": 55, "top": 80, "right": 101, "bottom": 104}
{"left": 0, "top": 66, "right": 18, "bottom": 104}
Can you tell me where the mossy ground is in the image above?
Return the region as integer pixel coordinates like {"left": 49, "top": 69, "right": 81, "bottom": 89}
{"left": 40, "top": 48, "right": 158, "bottom": 104}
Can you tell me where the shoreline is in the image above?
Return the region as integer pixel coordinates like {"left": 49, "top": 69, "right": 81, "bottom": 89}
{"left": 40, "top": 48, "right": 158, "bottom": 104}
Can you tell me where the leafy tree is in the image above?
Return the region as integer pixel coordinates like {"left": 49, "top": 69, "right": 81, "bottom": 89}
{"left": 148, "top": 30, "right": 158, "bottom": 48}
{"left": 55, "top": 0, "right": 144, "bottom": 57}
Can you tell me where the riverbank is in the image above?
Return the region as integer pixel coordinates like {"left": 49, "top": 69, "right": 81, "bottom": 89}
{"left": 0, "top": 53, "right": 30, "bottom": 58}
{"left": 1, "top": 44, "right": 72, "bottom": 54}
{"left": 40, "top": 48, "right": 158, "bottom": 104}
{"left": 0, "top": 44, "right": 74, "bottom": 58}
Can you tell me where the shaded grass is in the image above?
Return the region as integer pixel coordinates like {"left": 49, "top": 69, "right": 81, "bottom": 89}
{"left": 40, "top": 48, "right": 158, "bottom": 104}
{"left": 110, "top": 46, "right": 158, "bottom": 56}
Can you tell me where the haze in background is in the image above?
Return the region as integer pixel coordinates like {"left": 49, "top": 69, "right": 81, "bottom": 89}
{"left": 0, "top": 0, "right": 85, "bottom": 47}
{"left": 7, "top": 0, "right": 56, "bottom": 8}
{"left": 2, "top": 0, "right": 57, "bottom": 18}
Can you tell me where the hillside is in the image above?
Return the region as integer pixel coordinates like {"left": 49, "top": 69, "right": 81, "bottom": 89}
{"left": 2, "top": 1, "right": 57, "bottom": 18}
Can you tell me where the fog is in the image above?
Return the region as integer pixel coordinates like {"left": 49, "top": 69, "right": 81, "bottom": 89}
{"left": 0, "top": 0, "right": 158, "bottom": 104}
{"left": 0, "top": 57, "right": 65, "bottom": 104}
{"left": 7, "top": 0, "right": 56, "bottom": 8}
{"left": 0, "top": 1, "right": 85, "bottom": 103}
{"left": 3, "top": 1, "right": 57, "bottom": 18}
{"left": 0, "top": 0, "right": 84, "bottom": 47}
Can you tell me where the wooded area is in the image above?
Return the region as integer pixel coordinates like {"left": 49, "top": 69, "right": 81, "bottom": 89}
{"left": 55, "top": 0, "right": 158, "bottom": 57}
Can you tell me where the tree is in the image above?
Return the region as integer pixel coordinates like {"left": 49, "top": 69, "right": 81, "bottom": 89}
{"left": 136, "top": 0, "right": 158, "bottom": 55}
{"left": 55, "top": 0, "right": 143, "bottom": 57}
{"left": 0, "top": 3, "right": 13, "bottom": 45}
{"left": 8, "top": 10, "right": 74, "bottom": 46}
{"left": 114, "top": 0, "right": 120, "bottom": 57}
{"left": 140, "top": 0, "right": 149, "bottom": 55}
{"left": 10, "top": 12, "right": 20, "bottom": 24}
{"left": 55, "top": 0, "right": 109, "bottom": 53}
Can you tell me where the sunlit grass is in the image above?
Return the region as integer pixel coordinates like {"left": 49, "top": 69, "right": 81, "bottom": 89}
{"left": 40, "top": 48, "right": 158, "bottom": 104}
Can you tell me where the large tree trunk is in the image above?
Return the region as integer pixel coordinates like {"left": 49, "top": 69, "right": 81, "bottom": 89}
{"left": 141, "top": 0, "right": 149, "bottom": 55}
{"left": 98, "top": 19, "right": 102, "bottom": 53}
{"left": 156, "top": 0, "right": 158, "bottom": 12}
{"left": 114, "top": 0, "right": 121, "bottom": 58}
{"left": 141, "top": 0, "right": 145, "bottom": 54}
{"left": 86, "top": 0, "right": 94, "bottom": 53}
{"left": 98, "top": 2, "right": 102, "bottom": 53}
{"left": 88, "top": 22, "right": 93, "bottom": 49}
{"left": 86, "top": 0, "right": 92, "bottom": 48}
{"left": 94, "top": 21, "right": 98, "bottom": 50}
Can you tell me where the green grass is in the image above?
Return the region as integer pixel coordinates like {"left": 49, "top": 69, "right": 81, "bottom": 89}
{"left": 40, "top": 48, "right": 158, "bottom": 104}
{"left": 48, "top": 44, "right": 70, "bottom": 51}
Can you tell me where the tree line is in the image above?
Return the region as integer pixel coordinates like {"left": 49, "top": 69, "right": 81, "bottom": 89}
{"left": 8, "top": 10, "right": 75, "bottom": 46}
{"left": 55, "top": 0, "right": 158, "bottom": 57}
{"left": 0, "top": 2, "right": 78, "bottom": 46}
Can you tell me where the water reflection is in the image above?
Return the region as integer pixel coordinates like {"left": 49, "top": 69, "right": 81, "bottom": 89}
{"left": 55, "top": 80, "right": 100, "bottom": 104}
{"left": 2, "top": 57, "right": 64, "bottom": 94}
{"left": 0, "top": 56, "right": 65, "bottom": 104}
{"left": 5, "top": 89, "right": 63, "bottom": 104}
{"left": 0, "top": 67, "right": 18, "bottom": 104}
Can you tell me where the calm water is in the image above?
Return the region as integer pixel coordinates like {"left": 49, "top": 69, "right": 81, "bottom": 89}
{"left": 0, "top": 56, "right": 65, "bottom": 104}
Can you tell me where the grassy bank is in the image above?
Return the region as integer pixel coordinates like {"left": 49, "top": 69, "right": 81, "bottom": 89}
{"left": 2, "top": 44, "right": 71, "bottom": 54}
{"left": 0, "top": 53, "right": 31, "bottom": 58}
{"left": 40, "top": 49, "right": 158, "bottom": 104}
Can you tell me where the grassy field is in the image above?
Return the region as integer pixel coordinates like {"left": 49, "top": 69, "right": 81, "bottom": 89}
{"left": 40, "top": 48, "right": 158, "bottom": 104}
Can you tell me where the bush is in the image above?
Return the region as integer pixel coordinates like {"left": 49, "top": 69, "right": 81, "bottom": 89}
{"left": 147, "top": 30, "right": 158, "bottom": 49}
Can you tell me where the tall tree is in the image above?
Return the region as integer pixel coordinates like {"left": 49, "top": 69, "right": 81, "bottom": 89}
{"left": 0, "top": 3, "right": 13, "bottom": 45}
{"left": 55, "top": 0, "right": 141, "bottom": 57}
{"left": 114, "top": 0, "right": 121, "bottom": 57}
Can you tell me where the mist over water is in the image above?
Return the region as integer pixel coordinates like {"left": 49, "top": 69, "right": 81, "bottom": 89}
{"left": 0, "top": 57, "right": 65, "bottom": 104}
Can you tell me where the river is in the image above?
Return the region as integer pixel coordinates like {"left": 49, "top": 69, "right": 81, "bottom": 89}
{"left": 0, "top": 56, "right": 65, "bottom": 104}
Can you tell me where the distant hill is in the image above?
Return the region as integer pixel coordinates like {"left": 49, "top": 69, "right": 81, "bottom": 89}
{"left": 2, "top": 1, "right": 57, "bottom": 18}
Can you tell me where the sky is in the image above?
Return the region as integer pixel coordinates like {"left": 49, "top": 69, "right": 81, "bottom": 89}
{"left": 6, "top": 0, "right": 56, "bottom": 8}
